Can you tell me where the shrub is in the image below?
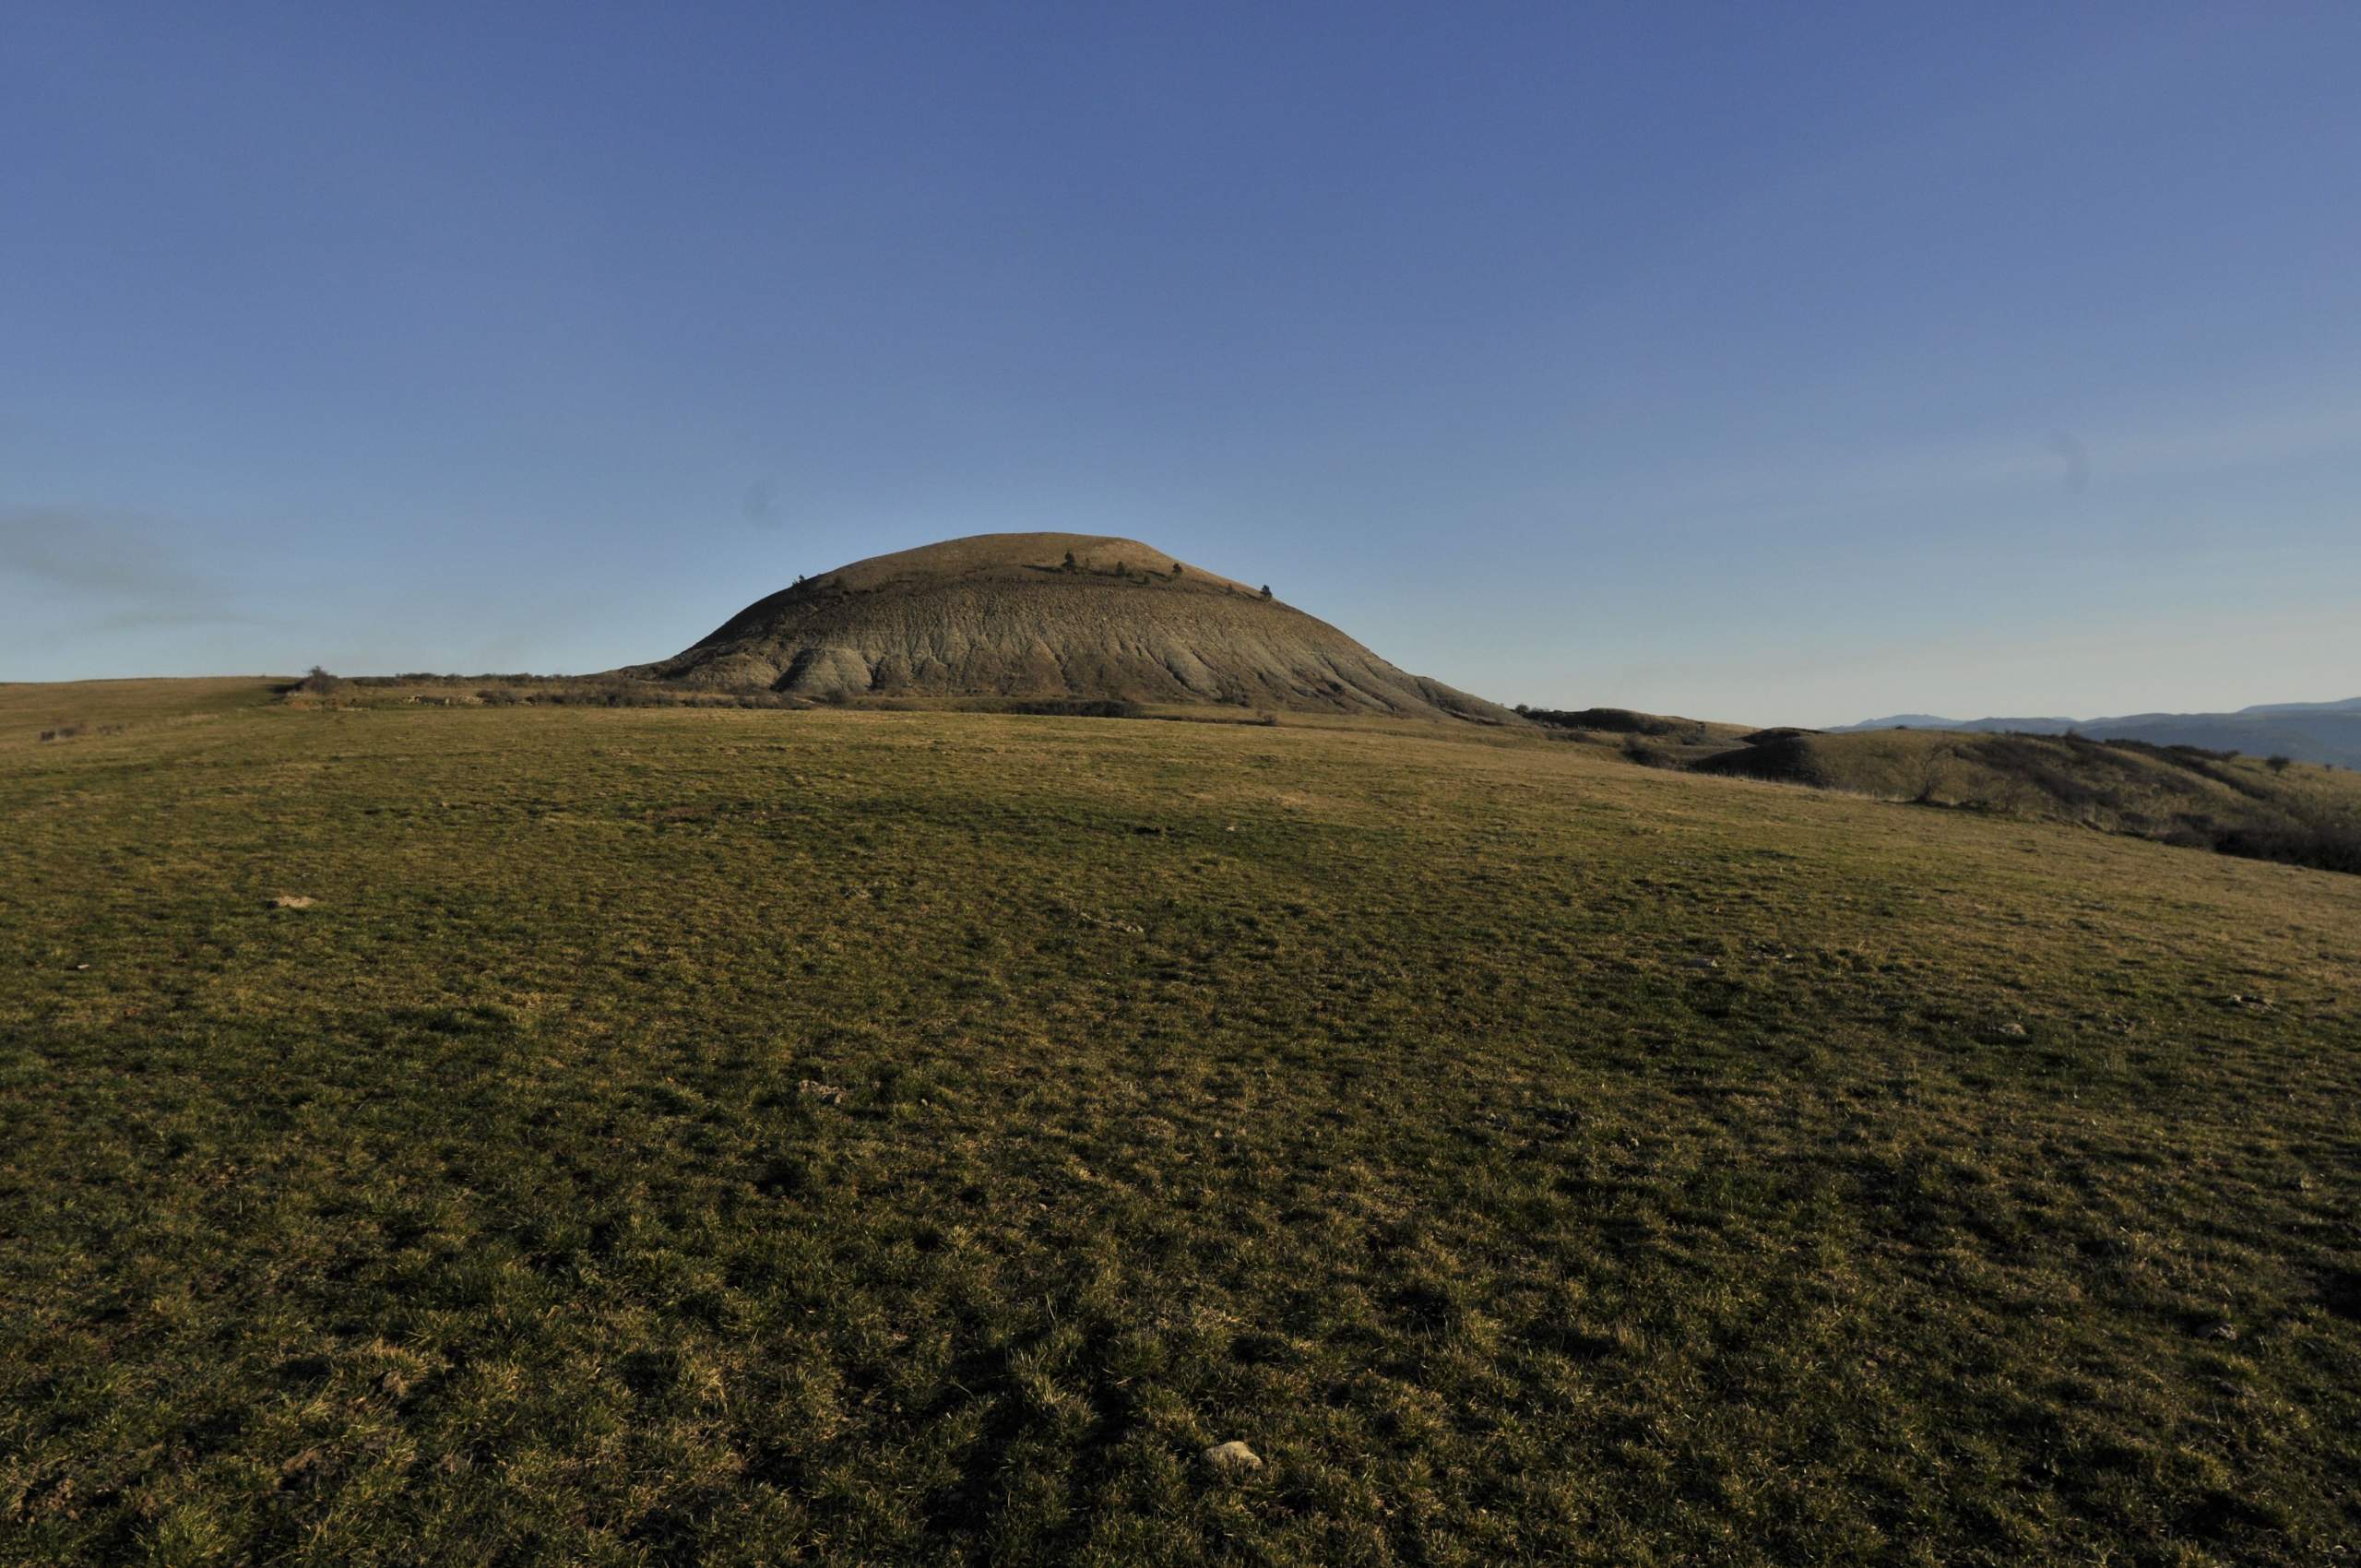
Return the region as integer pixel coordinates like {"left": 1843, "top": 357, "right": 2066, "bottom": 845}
{"left": 1522, "top": 707, "right": 1670, "bottom": 735}
{"left": 1005, "top": 699, "right": 1145, "bottom": 720}
{"left": 2266, "top": 754, "right": 2293, "bottom": 773}
{"left": 2189, "top": 820, "right": 2361, "bottom": 875}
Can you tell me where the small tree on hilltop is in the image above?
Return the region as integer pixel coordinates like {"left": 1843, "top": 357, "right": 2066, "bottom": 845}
{"left": 1170, "top": 562, "right": 1183, "bottom": 578}
{"left": 2266, "top": 754, "right": 2293, "bottom": 773}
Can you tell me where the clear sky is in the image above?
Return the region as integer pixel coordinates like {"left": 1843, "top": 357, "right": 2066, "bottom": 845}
{"left": 5, "top": 2, "right": 2356, "bottom": 726}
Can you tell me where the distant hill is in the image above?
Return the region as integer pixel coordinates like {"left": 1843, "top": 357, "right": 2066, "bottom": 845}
{"left": 1690, "top": 727, "right": 2361, "bottom": 874}
{"left": 1833, "top": 698, "right": 2361, "bottom": 768}
{"left": 2238, "top": 697, "right": 2361, "bottom": 716}
{"left": 1836, "top": 713, "right": 2079, "bottom": 733}
{"left": 623, "top": 532, "right": 1521, "bottom": 723}
{"left": 1512, "top": 706, "right": 1762, "bottom": 766}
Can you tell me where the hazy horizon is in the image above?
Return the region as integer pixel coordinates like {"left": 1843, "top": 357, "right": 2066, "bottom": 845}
{"left": 6, "top": 3, "right": 2357, "bottom": 729}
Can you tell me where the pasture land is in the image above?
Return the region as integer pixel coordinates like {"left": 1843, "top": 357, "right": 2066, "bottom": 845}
{"left": 4, "top": 690, "right": 2356, "bottom": 1564}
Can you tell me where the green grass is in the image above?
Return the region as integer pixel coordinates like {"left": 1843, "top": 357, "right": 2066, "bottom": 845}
{"left": 0, "top": 677, "right": 286, "bottom": 753}
{"left": 4, "top": 691, "right": 2358, "bottom": 1564}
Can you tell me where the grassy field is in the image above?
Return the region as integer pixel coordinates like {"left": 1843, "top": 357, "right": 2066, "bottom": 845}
{"left": 0, "top": 678, "right": 286, "bottom": 752}
{"left": 4, "top": 686, "right": 2358, "bottom": 1565}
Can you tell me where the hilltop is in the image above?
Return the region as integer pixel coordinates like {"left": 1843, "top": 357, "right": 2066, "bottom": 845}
{"left": 1834, "top": 698, "right": 2361, "bottom": 769}
{"left": 623, "top": 532, "right": 1518, "bottom": 723}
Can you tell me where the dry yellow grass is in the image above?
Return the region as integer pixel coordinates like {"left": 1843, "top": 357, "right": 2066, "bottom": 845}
{"left": 0, "top": 676, "right": 287, "bottom": 753}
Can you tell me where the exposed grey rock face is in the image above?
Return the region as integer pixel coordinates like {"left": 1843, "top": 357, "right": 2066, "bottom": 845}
{"left": 627, "top": 532, "right": 1518, "bottom": 724}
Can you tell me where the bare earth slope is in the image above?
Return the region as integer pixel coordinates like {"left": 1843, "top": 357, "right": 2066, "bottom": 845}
{"left": 623, "top": 532, "right": 1519, "bottom": 723}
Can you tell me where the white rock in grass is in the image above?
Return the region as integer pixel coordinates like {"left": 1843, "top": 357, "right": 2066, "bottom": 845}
{"left": 1203, "top": 1440, "right": 1262, "bottom": 1475}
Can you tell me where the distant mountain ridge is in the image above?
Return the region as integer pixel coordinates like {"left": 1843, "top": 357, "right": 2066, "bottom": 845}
{"left": 1833, "top": 698, "right": 2361, "bottom": 768}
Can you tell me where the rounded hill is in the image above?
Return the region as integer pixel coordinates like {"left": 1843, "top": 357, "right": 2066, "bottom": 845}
{"left": 626, "top": 532, "right": 1516, "bottom": 722}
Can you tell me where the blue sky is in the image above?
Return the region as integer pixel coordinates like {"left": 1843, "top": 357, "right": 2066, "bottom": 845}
{"left": 5, "top": 1, "right": 2355, "bottom": 725}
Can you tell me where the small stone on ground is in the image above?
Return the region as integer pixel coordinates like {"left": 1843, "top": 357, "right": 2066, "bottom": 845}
{"left": 1203, "top": 1440, "right": 1262, "bottom": 1475}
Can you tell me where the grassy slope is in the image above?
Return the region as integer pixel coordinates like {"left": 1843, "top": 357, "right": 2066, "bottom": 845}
{"left": 3, "top": 695, "right": 2358, "bottom": 1565}
{"left": 1691, "top": 728, "right": 2361, "bottom": 873}
{"left": 0, "top": 678, "right": 286, "bottom": 753}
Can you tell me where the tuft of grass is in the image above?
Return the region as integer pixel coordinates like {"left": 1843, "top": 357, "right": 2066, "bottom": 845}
{"left": 1, "top": 690, "right": 2356, "bottom": 1564}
